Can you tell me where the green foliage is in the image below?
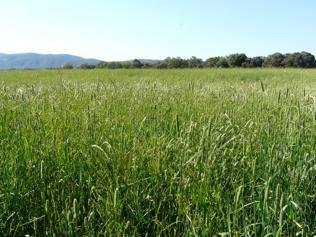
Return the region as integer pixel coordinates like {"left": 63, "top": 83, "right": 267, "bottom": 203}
{"left": 131, "top": 59, "right": 143, "bottom": 68}
{"left": 227, "top": 53, "right": 248, "bottom": 67}
{"left": 187, "top": 56, "right": 203, "bottom": 68}
{"left": 107, "top": 61, "right": 123, "bottom": 69}
{"left": 300, "top": 52, "right": 316, "bottom": 68}
{"left": 79, "top": 52, "right": 316, "bottom": 70}
{"left": 121, "top": 61, "right": 132, "bottom": 69}
{"left": 1, "top": 69, "right": 315, "bottom": 236}
{"left": 242, "top": 57, "right": 264, "bottom": 68}
{"left": 62, "top": 63, "right": 74, "bottom": 70}
{"left": 164, "top": 57, "right": 188, "bottom": 68}
{"left": 283, "top": 52, "right": 316, "bottom": 68}
{"left": 263, "top": 53, "right": 285, "bottom": 67}
{"left": 205, "top": 57, "right": 221, "bottom": 67}
{"left": 204, "top": 57, "right": 229, "bottom": 68}
{"left": 216, "top": 57, "right": 229, "bottom": 68}
{"left": 79, "top": 63, "right": 96, "bottom": 69}
{"left": 96, "top": 61, "right": 108, "bottom": 68}
{"left": 154, "top": 61, "right": 168, "bottom": 69}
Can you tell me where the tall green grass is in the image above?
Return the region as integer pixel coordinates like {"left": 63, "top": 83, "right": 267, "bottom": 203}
{"left": 0, "top": 69, "right": 315, "bottom": 236}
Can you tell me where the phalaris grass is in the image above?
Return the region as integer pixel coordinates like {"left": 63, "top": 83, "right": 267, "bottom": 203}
{"left": 0, "top": 69, "right": 315, "bottom": 236}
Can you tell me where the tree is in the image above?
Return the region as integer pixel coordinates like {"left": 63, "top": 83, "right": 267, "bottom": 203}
{"left": 79, "top": 63, "right": 96, "bottom": 69}
{"left": 121, "top": 61, "right": 132, "bottom": 69}
{"left": 251, "top": 57, "right": 264, "bottom": 67}
{"left": 205, "top": 57, "right": 229, "bottom": 68}
{"left": 78, "top": 52, "right": 316, "bottom": 70}
{"left": 187, "top": 56, "right": 203, "bottom": 68}
{"left": 107, "top": 61, "right": 123, "bottom": 69}
{"left": 300, "top": 52, "right": 316, "bottom": 68}
{"left": 62, "top": 63, "right": 74, "bottom": 69}
{"left": 283, "top": 53, "right": 303, "bottom": 67}
{"left": 164, "top": 57, "right": 188, "bottom": 68}
{"left": 263, "top": 53, "right": 285, "bottom": 67}
{"left": 227, "top": 53, "right": 248, "bottom": 67}
{"left": 283, "top": 52, "right": 316, "bottom": 68}
{"left": 242, "top": 57, "right": 264, "bottom": 68}
{"left": 142, "top": 63, "right": 152, "bottom": 68}
{"left": 155, "top": 61, "right": 168, "bottom": 69}
{"left": 131, "top": 59, "right": 143, "bottom": 68}
{"left": 216, "top": 57, "right": 229, "bottom": 68}
{"left": 96, "top": 61, "right": 108, "bottom": 68}
{"left": 205, "top": 57, "right": 221, "bottom": 67}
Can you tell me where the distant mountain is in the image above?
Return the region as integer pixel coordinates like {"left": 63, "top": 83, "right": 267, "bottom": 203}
{"left": 0, "top": 53, "right": 102, "bottom": 69}
{"left": 138, "top": 59, "right": 162, "bottom": 65}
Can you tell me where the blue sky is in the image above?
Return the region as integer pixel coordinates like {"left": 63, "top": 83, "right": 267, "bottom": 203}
{"left": 0, "top": 0, "right": 315, "bottom": 60}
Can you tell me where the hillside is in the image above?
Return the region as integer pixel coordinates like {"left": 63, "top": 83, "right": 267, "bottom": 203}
{"left": 0, "top": 53, "right": 101, "bottom": 69}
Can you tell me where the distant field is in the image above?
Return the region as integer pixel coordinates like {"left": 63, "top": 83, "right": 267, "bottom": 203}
{"left": 0, "top": 69, "right": 315, "bottom": 236}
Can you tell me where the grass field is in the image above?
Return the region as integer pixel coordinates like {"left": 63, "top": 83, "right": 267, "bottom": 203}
{"left": 0, "top": 69, "right": 315, "bottom": 236}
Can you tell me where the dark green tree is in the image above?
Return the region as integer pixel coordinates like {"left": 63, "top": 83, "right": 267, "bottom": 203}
{"left": 155, "top": 62, "right": 168, "bottom": 69}
{"left": 62, "top": 63, "right": 74, "bottom": 69}
{"left": 142, "top": 63, "right": 152, "bottom": 68}
{"left": 283, "top": 52, "right": 316, "bottom": 68}
{"left": 79, "top": 63, "right": 96, "bottom": 69}
{"left": 107, "top": 62, "right": 123, "bottom": 69}
{"left": 164, "top": 57, "right": 188, "bottom": 68}
{"left": 131, "top": 59, "right": 143, "bottom": 68}
{"left": 96, "top": 61, "right": 108, "bottom": 68}
{"left": 300, "top": 51, "right": 316, "bottom": 68}
{"left": 227, "top": 53, "right": 248, "bottom": 67}
{"left": 242, "top": 57, "right": 264, "bottom": 68}
{"left": 216, "top": 57, "right": 229, "bottom": 68}
{"left": 187, "top": 56, "right": 203, "bottom": 68}
{"left": 205, "top": 57, "right": 221, "bottom": 67}
{"left": 263, "top": 53, "right": 285, "bottom": 67}
{"left": 121, "top": 61, "right": 132, "bottom": 69}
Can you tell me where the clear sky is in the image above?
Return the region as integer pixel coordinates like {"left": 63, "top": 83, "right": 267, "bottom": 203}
{"left": 0, "top": 0, "right": 315, "bottom": 61}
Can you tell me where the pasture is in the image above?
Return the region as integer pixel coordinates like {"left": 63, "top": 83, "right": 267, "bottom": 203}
{"left": 0, "top": 69, "right": 315, "bottom": 236}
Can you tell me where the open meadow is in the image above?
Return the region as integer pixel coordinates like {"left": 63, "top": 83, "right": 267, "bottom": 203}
{"left": 0, "top": 69, "right": 315, "bottom": 236}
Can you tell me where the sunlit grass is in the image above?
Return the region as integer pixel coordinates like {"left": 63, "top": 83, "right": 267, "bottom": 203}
{"left": 0, "top": 69, "right": 315, "bottom": 236}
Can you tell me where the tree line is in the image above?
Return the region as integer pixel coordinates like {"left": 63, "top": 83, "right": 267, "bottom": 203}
{"left": 63, "top": 52, "right": 316, "bottom": 69}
